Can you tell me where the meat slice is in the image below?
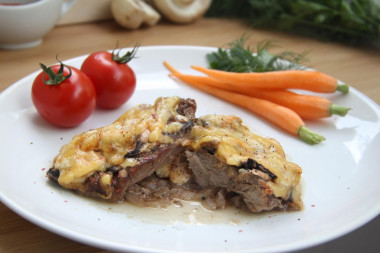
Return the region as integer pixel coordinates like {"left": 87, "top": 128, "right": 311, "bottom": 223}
{"left": 110, "top": 145, "right": 185, "bottom": 201}
{"left": 186, "top": 114, "right": 303, "bottom": 212}
{"left": 185, "top": 150, "right": 234, "bottom": 188}
{"left": 186, "top": 150, "right": 285, "bottom": 212}
{"left": 47, "top": 97, "right": 197, "bottom": 201}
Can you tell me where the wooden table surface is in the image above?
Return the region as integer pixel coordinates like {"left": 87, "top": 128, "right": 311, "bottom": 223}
{"left": 0, "top": 18, "right": 379, "bottom": 253}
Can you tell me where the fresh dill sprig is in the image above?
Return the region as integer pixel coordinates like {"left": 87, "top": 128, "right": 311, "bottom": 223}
{"left": 207, "top": 35, "right": 309, "bottom": 73}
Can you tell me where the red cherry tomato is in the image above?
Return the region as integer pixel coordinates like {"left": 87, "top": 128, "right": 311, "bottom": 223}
{"left": 31, "top": 62, "right": 96, "bottom": 127}
{"left": 81, "top": 46, "right": 138, "bottom": 109}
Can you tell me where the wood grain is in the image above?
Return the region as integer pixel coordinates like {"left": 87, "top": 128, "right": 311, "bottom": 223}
{"left": 0, "top": 18, "right": 379, "bottom": 253}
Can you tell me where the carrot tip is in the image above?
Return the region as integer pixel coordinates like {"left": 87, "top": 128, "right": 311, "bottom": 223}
{"left": 298, "top": 126, "right": 326, "bottom": 145}
{"left": 163, "top": 61, "right": 179, "bottom": 74}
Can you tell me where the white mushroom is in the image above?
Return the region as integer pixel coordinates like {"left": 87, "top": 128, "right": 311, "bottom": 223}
{"left": 152, "top": 0, "right": 212, "bottom": 24}
{"left": 111, "top": 0, "right": 161, "bottom": 29}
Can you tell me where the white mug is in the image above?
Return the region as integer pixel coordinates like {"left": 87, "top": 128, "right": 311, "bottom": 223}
{"left": 0, "top": 0, "right": 77, "bottom": 50}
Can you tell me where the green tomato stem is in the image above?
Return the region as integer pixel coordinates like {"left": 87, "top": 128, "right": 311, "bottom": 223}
{"left": 39, "top": 60, "right": 72, "bottom": 85}
{"left": 298, "top": 126, "right": 326, "bottom": 145}
{"left": 112, "top": 43, "right": 139, "bottom": 64}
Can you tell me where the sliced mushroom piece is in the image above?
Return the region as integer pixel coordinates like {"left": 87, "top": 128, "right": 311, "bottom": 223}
{"left": 111, "top": 0, "right": 161, "bottom": 29}
{"left": 152, "top": 0, "right": 212, "bottom": 24}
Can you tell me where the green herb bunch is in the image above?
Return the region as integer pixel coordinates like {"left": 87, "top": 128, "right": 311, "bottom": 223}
{"left": 207, "top": 35, "right": 309, "bottom": 73}
{"left": 206, "top": 0, "right": 380, "bottom": 45}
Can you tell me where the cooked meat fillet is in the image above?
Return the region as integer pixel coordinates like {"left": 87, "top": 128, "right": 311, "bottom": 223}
{"left": 186, "top": 150, "right": 285, "bottom": 212}
{"left": 47, "top": 97, "right": 196, "bottom": 200}
{"left": 110, "top": 145, "right": 186, "bottom": 201}
{"left": 47, "top": 96, "right": 303, "bottom": 212}
{"left": 188, "top": 114, "right": 303, "bottom": 211}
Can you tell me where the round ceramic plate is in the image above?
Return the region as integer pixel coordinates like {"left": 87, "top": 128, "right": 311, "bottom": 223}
{"left": 0, "top": 46, "right": 379, "bottom": 253}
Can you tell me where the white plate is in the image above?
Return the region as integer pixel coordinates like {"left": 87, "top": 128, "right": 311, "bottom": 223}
{"left": 1, "top": 46, "right": 379, "bottom": 253}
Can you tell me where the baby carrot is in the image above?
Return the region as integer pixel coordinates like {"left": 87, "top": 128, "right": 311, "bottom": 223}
{"left": 164, "top": 64, "right": 325, "bottom": 144}
{"left": 167, "top": 68, "right": 350, "bottom": 120}
{"left": 164, "top": 61, "right": 243, "bottom": 91}
{"left": 187, "top": 81, "right": 324, "bottom": 144}
{"left": 244, "top": 89, "right": 350, "bottom": 120}
{"left": 163, "top": 60, "right": 180, "bottom": 74}
{"left": 191, "top": 65, "right": 349, "bottom": 94}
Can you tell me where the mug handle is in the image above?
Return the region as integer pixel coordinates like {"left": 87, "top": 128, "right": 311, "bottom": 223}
{"left": 61, "top": 0, "right": 77, "bottom": 17}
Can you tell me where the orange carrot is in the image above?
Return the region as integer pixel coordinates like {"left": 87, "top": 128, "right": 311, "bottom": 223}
{"left": 170, "top": 72, "right": 232, "bottom": 90}
{"left": 163, "top": 60, "right": 180, "bottom": 74}
{"left": 164, "top": 60, "right": 247, "bottom": 92}
{"left": 166, "top": 65, "right": 350, "bottom": 120}
{"left": 191, "top": 65, "right": 349, "bottom": 94}
{"left": 164, "top": 62, "right": 325, "bottom": 144}
{"left": 242, "top": 89, "right": 350, "bottom": 119}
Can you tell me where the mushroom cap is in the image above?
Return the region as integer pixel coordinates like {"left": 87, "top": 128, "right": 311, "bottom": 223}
{"left": 152, "top": 0, "right": 212, "bottom": 24}
{"left": 111, "top": 0, "right": 161, "bottom": 29}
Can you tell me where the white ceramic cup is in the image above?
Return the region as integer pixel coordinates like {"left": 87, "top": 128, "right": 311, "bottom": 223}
{"left": 0, "top": 0, "right": 77, "bottom": 50}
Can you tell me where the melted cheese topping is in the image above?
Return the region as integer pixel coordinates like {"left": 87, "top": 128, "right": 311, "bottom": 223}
{"left": 191, "top": 114, "right": 302, "bottom": 206}
{"left": 52, "top": 96, "right": 302, "bottom": 208}
{"left": 53, "top": 96, "right": 187, "bottom": 188}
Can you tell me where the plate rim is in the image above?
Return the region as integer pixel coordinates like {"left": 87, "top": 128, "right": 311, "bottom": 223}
{"left": 1, "top": 45, "right": 380, "bottom": 253}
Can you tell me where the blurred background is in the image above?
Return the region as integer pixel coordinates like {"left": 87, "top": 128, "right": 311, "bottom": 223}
{"left": 57, "top": 0, "right": 380, "bottom": 46}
